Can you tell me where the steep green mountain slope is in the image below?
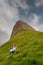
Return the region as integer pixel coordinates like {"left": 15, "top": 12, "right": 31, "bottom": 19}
{"left": 0, "top": 30, "right": 43, "bottom": 65}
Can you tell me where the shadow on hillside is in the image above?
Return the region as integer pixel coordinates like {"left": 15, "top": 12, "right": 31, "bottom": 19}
{"left": 21, "top": 58, "right": 43, "bottom": 65}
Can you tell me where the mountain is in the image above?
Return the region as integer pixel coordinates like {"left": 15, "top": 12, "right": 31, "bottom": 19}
{"left": 0, "top": 20, "right": 43, "bottom": 65}
{"left": 10, "top": 20, "right": 35, "bottom": 39}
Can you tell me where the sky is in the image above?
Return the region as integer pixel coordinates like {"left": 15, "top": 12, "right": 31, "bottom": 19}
{"left": 0, "top": 0, "right": 43, "bottom": 45}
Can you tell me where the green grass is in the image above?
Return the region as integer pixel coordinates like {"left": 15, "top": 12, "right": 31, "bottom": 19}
{"left": 0, "top": 30, "right": 43, "bottom": 65}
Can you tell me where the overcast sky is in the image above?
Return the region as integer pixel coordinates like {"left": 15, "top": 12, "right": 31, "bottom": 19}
{"left": 0, "top": 0, "right": 43, "bottom": 45}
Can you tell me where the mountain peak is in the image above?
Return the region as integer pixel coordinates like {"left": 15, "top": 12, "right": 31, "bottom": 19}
{"left": 16, "top": 20, "right": 23, "bottom": 23}
{"left": 15, "top": 20, "right": 26, "bottom": 26}
{"left": 10, "top": 20, "right": 35, "bottom": 39}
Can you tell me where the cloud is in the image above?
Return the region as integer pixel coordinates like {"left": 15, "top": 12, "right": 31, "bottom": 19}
{"left": 37, "top": 24, "right": 43, "bottom": 32}
{"left": 35, "top": 0, "right": 43, "bottom": 7}
{"left": 16, "top": 0, "right": 28, "bottom": 15}
{"left": 9, "top": 0, "right": 29, "bottom": 15}
{"left": 29, "top": 14, "right": 43, "bottom": 31}
{"left": 0, "top": 31, "right": 9, "bottom": 45}
{"left": 0, "top": 0, "right": 19, "bottom": 35}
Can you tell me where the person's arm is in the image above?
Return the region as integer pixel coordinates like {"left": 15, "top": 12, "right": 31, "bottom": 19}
{"left": 16, "top": 47, "right": 18, "bottom": 50}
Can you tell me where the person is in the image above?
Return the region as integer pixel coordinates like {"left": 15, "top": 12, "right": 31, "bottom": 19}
{"left": 10, "top": 45, "right": 17, "bottom": 54}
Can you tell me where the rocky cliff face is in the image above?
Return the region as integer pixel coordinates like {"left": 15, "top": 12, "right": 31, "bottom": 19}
{"left": 10, "top": 20, "right": 35, "bottom": 39}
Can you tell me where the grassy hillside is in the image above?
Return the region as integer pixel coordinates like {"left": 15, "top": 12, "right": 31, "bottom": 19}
{"left": 0, "top": 30, "right": 43, "bottom": 65}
